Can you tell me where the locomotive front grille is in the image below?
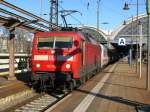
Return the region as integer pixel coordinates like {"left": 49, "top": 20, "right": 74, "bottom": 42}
{"left": 32, "top": 71, "right": 54, "bottom": 80}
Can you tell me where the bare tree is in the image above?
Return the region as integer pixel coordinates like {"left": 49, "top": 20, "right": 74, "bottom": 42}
{"left": 15, "top": 28, "right": 33, "bottom": 53}
{"left": 0, "top": 26, "right": 9, "bottom": 53}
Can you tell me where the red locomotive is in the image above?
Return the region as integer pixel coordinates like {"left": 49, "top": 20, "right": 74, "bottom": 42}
{"left": 31, "top": 31, "right": 102, "bottom": 91}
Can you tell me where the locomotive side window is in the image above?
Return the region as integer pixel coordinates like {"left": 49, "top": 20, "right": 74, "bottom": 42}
{"left": 55, "top": 36, "right": 73, "bottom": 48}
{"left": 37, "top": 37, "right": 54, "bottom": 48}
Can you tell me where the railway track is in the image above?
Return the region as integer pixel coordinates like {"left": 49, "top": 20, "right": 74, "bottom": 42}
{"left": 14, "top": 91, "right": 70, "bottom": 112}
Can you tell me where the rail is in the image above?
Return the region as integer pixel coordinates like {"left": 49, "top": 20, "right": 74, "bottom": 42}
{"left": 0, "top": 53, "right": 31, "bottom": 76}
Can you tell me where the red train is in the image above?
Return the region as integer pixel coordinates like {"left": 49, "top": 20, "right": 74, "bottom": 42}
{"left": 31, "top": 31, "right": 109, "bottom": 91}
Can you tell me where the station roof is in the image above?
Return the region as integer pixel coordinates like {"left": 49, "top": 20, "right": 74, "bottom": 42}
{"left": 78, "top": 26, "right": 107, "bottom": 43}
{"left": 112, "top": 14, "right": 147, "bottom": 45}
{"left": 0, "top": 0, "right": 60, "bottom": 32}
{"left": 0, "top": 16, "right": 46, "bottom": 33}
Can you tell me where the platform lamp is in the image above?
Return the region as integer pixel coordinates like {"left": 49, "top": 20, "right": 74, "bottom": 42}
{"left": 97, "top": 0, "right": 101, "bottom": 30}
{"left": 123, "top": 0, "right": 139, "bottom": 74}
{"left": 123, "top": 2, "right": 130, "bottom": 10}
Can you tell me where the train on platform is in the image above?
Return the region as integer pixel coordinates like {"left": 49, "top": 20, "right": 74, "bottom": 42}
{"left": 31, "top": 29, "right": 118, "bottom": 91}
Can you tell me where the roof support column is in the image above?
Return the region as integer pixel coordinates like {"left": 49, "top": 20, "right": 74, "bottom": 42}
{"left": 8, "top": 33, "right": 16, "bottom": 80}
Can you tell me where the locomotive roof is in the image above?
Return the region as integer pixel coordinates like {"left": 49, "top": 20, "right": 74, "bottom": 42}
{"left": 35, "top": 31, "right": 81, "bottom": 37}
{"left": 35, "top": 31, "right": 98, "bottom": 44}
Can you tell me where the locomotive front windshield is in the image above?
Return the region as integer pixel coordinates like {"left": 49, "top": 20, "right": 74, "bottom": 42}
{"left": 37, "top": 36, "right": 73, "bottom": 48}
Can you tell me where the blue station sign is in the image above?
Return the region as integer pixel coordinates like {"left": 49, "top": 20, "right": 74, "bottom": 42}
{"left": 118, "top": 38, "right": 126, "bottom": 46}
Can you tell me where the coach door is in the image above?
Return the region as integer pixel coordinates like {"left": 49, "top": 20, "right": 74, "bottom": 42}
{"left": 80, "top": 41, "right": 85, "bottom": 67}
{"left": 83, "top": 41, "right": 86, "bottom": 66}
{"left": 81, "top": 41, "right": 85, "bottom": 66}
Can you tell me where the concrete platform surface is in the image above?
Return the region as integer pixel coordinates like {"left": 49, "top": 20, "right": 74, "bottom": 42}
{"left": 49, "top": 62, "right": 150, "bottom": 112}
{"left": 0, "top": 72, "right": 31, "bottom": 99}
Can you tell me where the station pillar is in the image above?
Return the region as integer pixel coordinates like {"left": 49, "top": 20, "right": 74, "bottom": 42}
{"left": 8, "top": 33, "right": 16, "bottom": 80}
{"left": 129, "top": 48, "right": 132, "bottom": 66}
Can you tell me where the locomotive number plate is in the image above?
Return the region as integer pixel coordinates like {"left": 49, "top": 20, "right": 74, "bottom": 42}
{"left": 34, "top": 55, "right": 48, "bottom": 60}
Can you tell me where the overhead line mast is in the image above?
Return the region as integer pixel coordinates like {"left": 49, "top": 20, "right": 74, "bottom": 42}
{"left": 50, "top": 0, "right": 58, "bottom": 30}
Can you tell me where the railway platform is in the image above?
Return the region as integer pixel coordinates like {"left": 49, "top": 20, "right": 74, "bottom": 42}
{"left": 0, "top": 71, "right": 32, "bottom": 99}
{"left": 0, "top": 79, "right": 29, "bottom": 99}
{"left": 47, "top": 61, "right": 150, "bottom": 112}
{"left": 0, "top": 61, "right": 150, "bottom": 112}
{"left": 0, "top": 72, "right": 34, "bottom": 111}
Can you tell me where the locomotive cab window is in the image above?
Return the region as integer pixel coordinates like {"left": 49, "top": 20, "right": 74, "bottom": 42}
{"left": 55, "top": 36, "right": 73, "bottom": 48}
{"left": 37, "top": 37, "right": 54, "bottom": 48}
{"left": 37, "top": 36, "right": 73, "bottom": 49}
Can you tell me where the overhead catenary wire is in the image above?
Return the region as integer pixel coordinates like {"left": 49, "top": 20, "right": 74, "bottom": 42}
{"left": 58, "top": 4, "right": 84, "bottom": 26}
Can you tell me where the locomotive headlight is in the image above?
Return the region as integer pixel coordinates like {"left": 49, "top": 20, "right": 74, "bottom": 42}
{"left": 36, "top": 64, "right": 40, "bottom": 68}
{"left": 65, "top": 64, "right": 71, "bottom": 69}
{"left": 51, "top": 50, "right": 55, "bottom": 54}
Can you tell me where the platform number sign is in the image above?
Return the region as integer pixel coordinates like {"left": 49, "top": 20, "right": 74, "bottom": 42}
{"left": 118, "top": 38, "right": 126, "bottom": 46}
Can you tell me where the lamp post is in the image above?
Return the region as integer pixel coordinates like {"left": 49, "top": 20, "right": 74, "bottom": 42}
{"left": 40, "top": 0, "right": 43, "bottom": 18}
{"left": 136, "top": 0, "right": 139, "bottom": 74}
{"left": 129, "top": 16, "right": 134, "bottom": 67}
{"left": 139, "top": 21, "right": 143, "bottom": 78}
{"left": 97, "top": 0, "right": 101, "bottom": 30}
{"left": 146, "top": 0, "right": 150, "bottom": 90}
{"left": 131, "top": 16, "right": 134, "bottom": 67}
{"left": 123, "top": 0, "right": 139, "bottom": 73}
